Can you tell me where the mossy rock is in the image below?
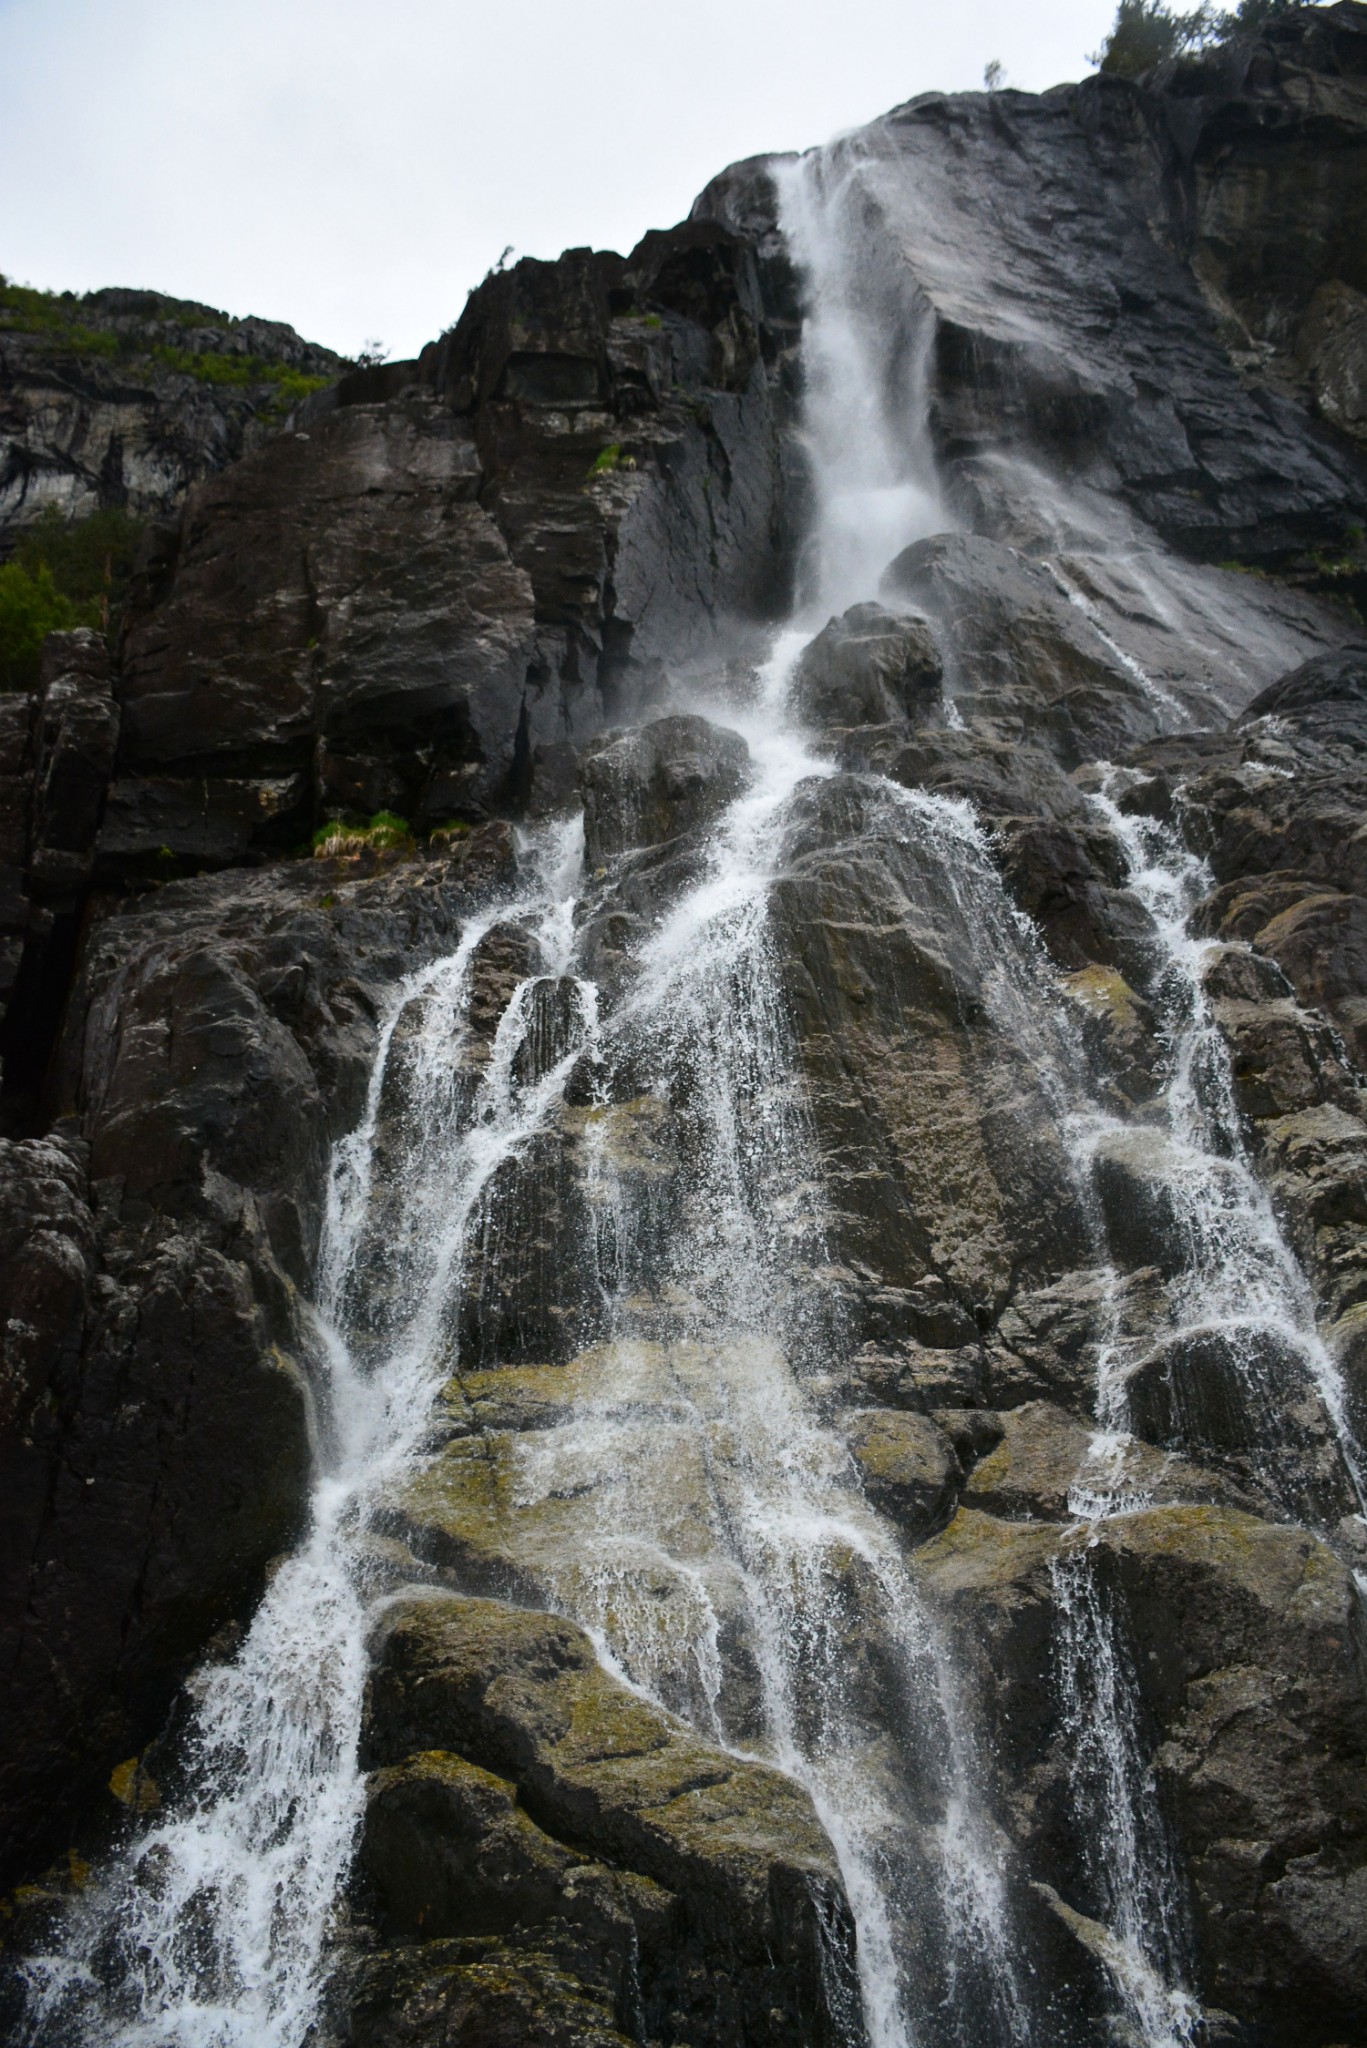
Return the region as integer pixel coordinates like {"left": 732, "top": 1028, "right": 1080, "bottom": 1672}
{"left": 355, "top": 1593, "right": 861, "bottom": 2048}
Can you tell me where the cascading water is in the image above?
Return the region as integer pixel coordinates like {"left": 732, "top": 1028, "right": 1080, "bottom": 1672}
{"left": 15, "top": 109, "right": 1364, "bottom": 2048}
{"left": 776, "top": 137, "right": 946, "bottom": 615}
{"left": 17, "top": 820, "right": 591, "bottom": 2047}
{"left": 1075, "top": 778, "right": 1366, "bottom": 1518}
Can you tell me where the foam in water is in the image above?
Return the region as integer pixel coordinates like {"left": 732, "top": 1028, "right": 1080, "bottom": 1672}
{"left": 774, "top": 140, "right": 947, "bottom": 617}
{"left": 1076, "top": 775, "right": 1367, "bottom": 1518}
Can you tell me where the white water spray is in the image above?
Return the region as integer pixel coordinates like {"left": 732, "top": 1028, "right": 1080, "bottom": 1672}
{"left": 18, "top": 821, "right": 590, "bottom": 2048}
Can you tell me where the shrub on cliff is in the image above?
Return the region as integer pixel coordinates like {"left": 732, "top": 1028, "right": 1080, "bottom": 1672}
{"left": 14, "top": 505, "right": 143, "bottom": 625}
{"left": 0, "top": 560, "right": 78, "bottom": 691}
{"left": 0, "top": 506, "right": 146, "bottom": 689}
{"left": 1093, "top": 0, "right": 1297, "bottom": 75}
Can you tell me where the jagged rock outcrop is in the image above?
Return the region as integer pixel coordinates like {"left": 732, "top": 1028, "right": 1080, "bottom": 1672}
{"left": 0, "top": 282, "right": 342, "bottom": 539}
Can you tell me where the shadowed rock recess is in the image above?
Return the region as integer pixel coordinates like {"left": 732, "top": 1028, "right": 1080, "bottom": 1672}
{"left": 2, "top": 8, "right": 1367, "bottom": 2048}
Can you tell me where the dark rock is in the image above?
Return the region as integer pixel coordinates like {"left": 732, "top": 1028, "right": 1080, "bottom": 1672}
{"left": 1255, "top": 1104, "right": 1367, "bottom": 1331}
{"left": 0, "top": 832, "right": 508, "bottom": 1885}
{"left": 920, "top": 1502, "right": 1367, "bottom": 2046}
{"left": 354, "top": 1593, "right": 863, "bottom": 2048}
{"left": 112, "top": 402, "right": 534, "bottom": 862}
{"left": 1089, "top": 1125, "right": 1190, "bottom": 1275}
{"left": 772, "top": 773, "right": 1090, "bottom": 1339}
{"left": 1123, "top": 1323, "right": 1356, "bottom": 1520}
{"left": 25, "top": 630, "right": 120, "bottom": 911}
{"left": 790, "top": 601, "right": 943, "bottom": 728}
{"left": 882, "top": 534, "right": 1167, "bottom": 767}
{"left": 579, "top": 715, "right": 750, "bottom": 865}
{"left": 842, "top": 1407, "right": 960, "bottom": 1535}
{"left": 865, "top": 49, "right": 1367, "bottom": 568}
{"left": 958, "top": 1400, "right": 1259, "bottom": 1520}
{"left": 1241, "top": 644, "right": 1367, "bottom": 728}
{"left": 1208, "top": 991, "right": 1357, "bottom": 1120}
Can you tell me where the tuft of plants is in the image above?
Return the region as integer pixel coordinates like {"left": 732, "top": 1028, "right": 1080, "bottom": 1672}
{"left": 427, "top": 820, "right": 472, "bottom": 850}
{"left": 0, "top": 279, "right": 118, "bottom": 355}
{"left": 586, "top": 443, "right": 637, "bottom": 481}
{"left": 1304, "top": 548, "right": 1362, "bottom": 581}
{"left": 311, "top": 810, "right": 413, "bottom": 858}
{"left": 150, "top": 344, "right": 331, "bottom": 403}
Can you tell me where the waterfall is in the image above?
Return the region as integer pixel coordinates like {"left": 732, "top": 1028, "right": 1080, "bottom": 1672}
{"left": 16, "top": 819, "right": 591, "bottom": 2048}
{"left": 15, "top": 110, "right": 1363, "bottom": 2048}
{"left": 774, "top": 136, "right": 946, "bottom": 615}
{"left": 1074, "top": 780, "right": 1366, "bottom": 1517}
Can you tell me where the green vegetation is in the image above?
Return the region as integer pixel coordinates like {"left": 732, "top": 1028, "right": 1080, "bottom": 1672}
{"left": 0, "top": 505, "right": 147, "bottom": 689}
{"left": 149, "top": 343, "right": 330, "bottom": 403}
{"left": 1304, "top": 548, "right": 1362, "bottom": 581}
{"left": 0, "top": 502, "right": 148, "bottom": 689}
{"left": 0, "top": 276, "right": 331, "bottom": 409}
{"left": 0, "top": 279, "right": 118, "bottom": 355}
{"left": 586, "top": 443, "right": 638, "bottom": 482}
{"left": 15, "top": 505, "right": 144, "bottom": 619}
{"left": 0, "top": 562, "right": 79, "bottom": 692}
{"left": 309, "top": 812, "right": 478, "bottom": 859}
{"left": 312, "top": 810, "right": 414, "bottom": 857}
{"left": 1092, "top": 0, "right": 1296, "bottom": 76}
{"left": 428, "top": 820, "right": 472, "bottom": 849}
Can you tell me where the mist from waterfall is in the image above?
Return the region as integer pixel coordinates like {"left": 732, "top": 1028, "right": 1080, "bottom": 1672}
{"left": 775, "top": 136, "right": 946, "bottom": 618}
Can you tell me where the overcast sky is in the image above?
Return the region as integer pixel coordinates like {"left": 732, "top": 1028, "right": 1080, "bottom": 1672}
{"left": 3, "top": 0, "right": 1151, "bottom": 361}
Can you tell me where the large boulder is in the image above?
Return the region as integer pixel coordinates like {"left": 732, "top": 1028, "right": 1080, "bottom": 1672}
{"left": 790, "top": 602, "right": 943, "bottom": 728}
{"left": 579, "top": 715, "right": 750, "bottom": 865}
{"left": 919, "top": 1502, "right": 1367, "bottom": 2046}
{"left": 346, "top": 1592, "right": 862, "bottom": 2048}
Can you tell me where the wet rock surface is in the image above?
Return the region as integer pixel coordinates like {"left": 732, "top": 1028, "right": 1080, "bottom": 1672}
{"left": 340, "top": 1593, "right": 861, "bottom": 2048}
{"left": 919, "top": 1503, "right": 1367, "bottom": 2045}
{"left": 0, "top": 826, "right": 513, "bottom": 1884}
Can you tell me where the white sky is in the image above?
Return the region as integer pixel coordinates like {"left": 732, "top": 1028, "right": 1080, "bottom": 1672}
{"left": 2, "top": 0, "right": 1141, "bottom": 361}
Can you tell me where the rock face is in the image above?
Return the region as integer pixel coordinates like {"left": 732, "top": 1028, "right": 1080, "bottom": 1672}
{"left": 0, "top": 282, "right": 342, "bottom": 539}
{"left": 0, "top": 825, "right": 513, "bottom": 1883}
{"left": 921, "top": 1502, "right": 1367, "bottom": 2044}
{"left": 2, "top": 10, "right": 1367, "bottom": 2048}
{"left": 344, "top": 1594, "right": 860, "bottom": 2048}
